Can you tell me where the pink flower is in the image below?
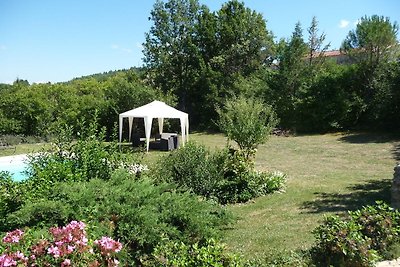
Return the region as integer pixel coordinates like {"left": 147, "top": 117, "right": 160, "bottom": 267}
{"left": 51, "top": 221, "right": 87, "bottom": 244}
{"left": 112, "top": 259, "right": 120, "bottom": 266}
{"left": 49, "top": 227, "right": 62, "bottom": 237}
{"left": 13, "top": 251, "right": 27, "bottom": 262}
{"left": 2, "top": 229, "right": 24, "bottom": 244}
{"left": 66, "top": 245, "right": 75, "bottom": 254}
{"left": 61, "top": 258, "right": 71, "bottom": 267}
{"left": 14, "top": 251, "right": 24, "bottom": 259}
{"left": 65, "top": 233, "right": 73, "bottom": 243}
{"left": 1, "top": 221, "right": 122, "bottom": 267}
{"left": 47, "top": 245, "right": 61, "bottom": 258}
{"left": 94, "top": 237, "right": 123, "bottom": 256}
{"left": 67, "top": 221, "right": 85, "bottom": 230}
{"left": 0, "top": 254, "right": 17, "bottom": 266}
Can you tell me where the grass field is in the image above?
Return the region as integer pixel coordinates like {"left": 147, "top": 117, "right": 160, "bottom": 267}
{"left": 2, "top": 132, "right": 399, "bottom": 262}
{"left": 0, "top": 143, "right": 51, "bottom": 157}
{"left": 191, "top": 132, "right": 400, "bottom": 261}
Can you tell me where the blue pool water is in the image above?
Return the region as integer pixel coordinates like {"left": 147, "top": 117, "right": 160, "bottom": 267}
{"left": 0, "top": 155, "right": 29, "bottom": 181}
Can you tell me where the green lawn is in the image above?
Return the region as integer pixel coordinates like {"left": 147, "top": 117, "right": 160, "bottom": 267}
{"left": 0, "top": 143, "right": 51, "bottom": 157}
{"left": 191, "top": 132, "right": 400, "bottom": 261}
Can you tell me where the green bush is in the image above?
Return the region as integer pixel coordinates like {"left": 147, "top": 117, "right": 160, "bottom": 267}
{"left": 217, "top": 96, "right": 278, "bottom": 160}
{"left": 312, "top": 215, "right": 376, "bottom": 267}
{"left": 102, "top": 171, "right": 231, "bottom": 262}
{"left": 147, "top": 238, "right": 243, "bottom": 267}
{"left": 6, "top": 200, "right": 72, "bottom": 229}
{"left": 252, "top": 170, "right": 287, "bottom": 195}
{"left": 23, "top": 119, "right": 140, "bottom": 201}
{"left": 312, "top": 201, "right": 400, "bottom": 266}
{"left": 208, "top": 146, "right": 286, "bottom": 204}
{"left": 0, "top": 173, "right": 24, "bottom": 231}
{"left": 154, "top": 142, "right": 286, "bottom": 204}
{"left": 349, "top": 202, "right": 400, "bottom": 257}
{"left": 4, "top": 169, "right": 232, "bottom": 264}
{"left": 216, "top": 168, "right": 286, "bottom": 204}
{"left": 154, "top": 141, "right": 222, "bottom": 198}
{"left": 27, "top": 120, "right": 114, "bottom": 183}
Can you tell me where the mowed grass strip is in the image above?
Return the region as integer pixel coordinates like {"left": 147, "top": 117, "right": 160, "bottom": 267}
{"left": 192, "top": 132, "right": 399, "bottom": 260}
{"left": 0, "top": 143, "right": 51, "bottom": 157}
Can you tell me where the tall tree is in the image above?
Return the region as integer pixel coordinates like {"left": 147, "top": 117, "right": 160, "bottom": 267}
{"left": 202, "top": 0, "right": 274, "bottom": 123}
{"left": 143, "top": 0, "right": 206, "bottom": 114}
{"left": 143, "top": 0, "right": 274, "bottom": 128}
{"left": 307, "top": 16, "right": 330, "bottom": 66}
{"left": 341, "top": 15, "right": 399, "bottom": 68}
{"left": 274, "top": 22, "right": 308, "bottom": 128}
{"left": 215, "top": 0, "right": 274, "bottom": 77}
{"left": 341, "top": 15, "right": 399, "bottom": 125}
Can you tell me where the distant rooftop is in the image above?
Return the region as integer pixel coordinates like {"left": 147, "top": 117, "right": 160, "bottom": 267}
{"left": 311, "top": 50, "right": 343, "bottom": 58}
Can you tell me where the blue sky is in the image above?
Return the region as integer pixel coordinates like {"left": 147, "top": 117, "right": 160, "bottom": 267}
{"left": 1, "top": 0, "right": 399, "bottom": 84}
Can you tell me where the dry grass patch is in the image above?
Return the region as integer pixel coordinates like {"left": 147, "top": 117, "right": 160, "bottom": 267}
{"left": 0, "top": 143, "right": 51, "bottom": 157}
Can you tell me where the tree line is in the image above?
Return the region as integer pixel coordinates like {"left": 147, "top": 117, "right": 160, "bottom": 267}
{"left": 0, "top": 70, "right": 174, "bottom": 138}
{"left": 143, "top": 1, "right": 400, "bottom": 132}
{"left": 1, "top": 0, "right": 399, "bottom": 138}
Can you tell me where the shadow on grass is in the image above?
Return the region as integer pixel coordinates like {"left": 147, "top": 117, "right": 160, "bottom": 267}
{"left": 301, "top": 179, "right": 392, "bottom": 214}
{"left": 338, "top": 132, "right": 400, "bottom": 144}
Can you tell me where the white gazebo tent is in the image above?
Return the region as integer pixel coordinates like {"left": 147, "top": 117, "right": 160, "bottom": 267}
{"left": 119, "top": 101, "right": 189, "bottom": 151}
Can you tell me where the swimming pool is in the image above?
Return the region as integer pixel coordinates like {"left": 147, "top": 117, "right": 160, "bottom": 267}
{"left": 0, "top": 155, "right": 29, "bottom": 181}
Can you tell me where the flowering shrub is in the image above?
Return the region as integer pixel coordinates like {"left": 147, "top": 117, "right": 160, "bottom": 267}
{"left": 94, "top": 237, "right": 122, "bottom": 257}
{"left": 2, "top": 229, "right": 23, "bottom": 244}
{"left": 252, "top": 170, "right": 287, "bottom": 195}
{"left": 0, "top": 220, "right": 123, "bottom": 267}
{"left": 312, "top": 201, "right": 400, "bottom": 266}
{"left": 3, "top": 170, "right": 231, "bottom": 264}
{"left": 23, "top": 119, "right": 143, "bottom": 203}
{"left": 117, "top": 162, "right": 149, "bottom": 177}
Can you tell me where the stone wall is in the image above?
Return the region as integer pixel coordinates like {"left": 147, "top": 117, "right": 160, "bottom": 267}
{"left": 391, "top": 164, "right": 400, "bottom": 209}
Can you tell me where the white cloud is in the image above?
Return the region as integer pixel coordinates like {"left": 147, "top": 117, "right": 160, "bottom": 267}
{"left": 111, "top": 44, "right": 132, "bottom": 54}
{"left": 339, "top": 19, "right": 350, "bottom": 28}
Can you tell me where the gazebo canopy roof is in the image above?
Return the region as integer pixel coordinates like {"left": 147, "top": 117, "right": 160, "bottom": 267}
{"left": 119, "top": 100, "right": 188, "bottom": 119}
{"left": 119, "top": 101, "right": 189, "bottom": 151}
